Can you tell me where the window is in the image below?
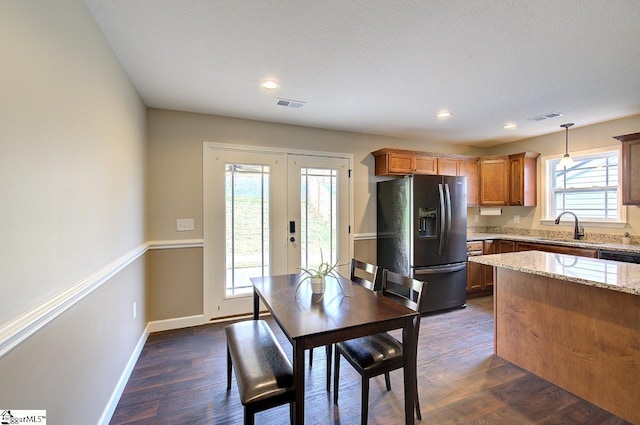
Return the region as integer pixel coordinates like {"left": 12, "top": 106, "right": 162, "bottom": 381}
{"left": 542, "top": 147, "right": 625, "bottom": 225}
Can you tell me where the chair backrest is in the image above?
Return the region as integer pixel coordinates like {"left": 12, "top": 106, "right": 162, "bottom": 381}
{"left": 350, "top": 259, "right": 382, "bottom": 292}
{"left": 382, "top": 269, "right": 427, "bottom": 336}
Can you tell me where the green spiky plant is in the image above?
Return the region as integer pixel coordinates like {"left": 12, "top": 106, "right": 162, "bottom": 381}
{"left": 296, "top": 249, "right": 350, "bottom": 302}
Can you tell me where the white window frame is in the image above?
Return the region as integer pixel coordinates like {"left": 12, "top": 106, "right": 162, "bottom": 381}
{"left": 540, "top": 145, "right": 626, "bottom": 228}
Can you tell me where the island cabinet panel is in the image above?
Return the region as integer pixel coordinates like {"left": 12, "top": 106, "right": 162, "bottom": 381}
{"left": 479, "top": 156, "right": 509, "bottom": 205}
{"left": 516, "top": 242, "right": 598, "bottom": 258}
{"left": 495, "top": 268, "right": 640, "bottom": 425}
{"left": 615, "top": 132, "right": 640, "bottom": 205}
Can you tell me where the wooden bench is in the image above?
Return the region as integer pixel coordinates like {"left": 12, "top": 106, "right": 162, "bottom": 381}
{"left": 225, "top": 320, "right": 295, "bottom": 425}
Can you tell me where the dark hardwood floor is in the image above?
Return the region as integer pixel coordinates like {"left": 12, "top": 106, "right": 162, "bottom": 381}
{"left": 110, "top": 296, "right": 631, "bottom": 424}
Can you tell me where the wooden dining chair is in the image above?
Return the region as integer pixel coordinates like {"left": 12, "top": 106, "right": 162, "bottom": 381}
{"left": 308, "top": 259, "right": 382, "bottom": 392}
{"left": 332, "top": 269, "right": 427, "bottom": 425}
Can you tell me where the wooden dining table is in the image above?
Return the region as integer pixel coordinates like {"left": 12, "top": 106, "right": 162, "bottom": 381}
{"left": 251, "top": 273, "right": 420, "bottom": 425}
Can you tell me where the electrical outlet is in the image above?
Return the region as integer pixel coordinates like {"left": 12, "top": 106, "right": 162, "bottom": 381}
{"left": 176, "top": 218, "right": 195, "bottom": 232}
{"left": 474, "top": 214, "right": 479, "bottom": 223}
{"left": 514, "top": 215, "right": 520, "bottom": 223}
{"left": 133, "top": 302, "right": 137, "bottom": 320}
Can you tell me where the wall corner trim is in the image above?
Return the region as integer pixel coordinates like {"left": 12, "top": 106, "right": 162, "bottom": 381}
{"left": 0, "top": 243, "right": 148, "bottom": 359}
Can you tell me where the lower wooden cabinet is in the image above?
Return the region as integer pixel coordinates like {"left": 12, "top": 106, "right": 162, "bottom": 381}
{"left": 467, "top": 238, "right": 602, "bottom": 296}
{"left": 467, "top": 240, "right": 495, "bottom": 296}
{"left": 515, "top": 242, "right": 598, "bottom": 258}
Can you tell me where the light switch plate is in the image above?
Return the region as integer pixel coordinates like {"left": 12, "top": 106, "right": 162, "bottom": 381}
{"left": 176, "top": 218, "right": 195, "bottom": 231}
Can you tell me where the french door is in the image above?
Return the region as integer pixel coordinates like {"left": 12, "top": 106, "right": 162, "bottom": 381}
{"left": 204, "top": 144, "right": 351, "bottom": 318}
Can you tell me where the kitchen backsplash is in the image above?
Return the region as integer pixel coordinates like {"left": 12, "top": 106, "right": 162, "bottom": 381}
{"left": 468, "top": 226, "right": 636, "bottom": 245}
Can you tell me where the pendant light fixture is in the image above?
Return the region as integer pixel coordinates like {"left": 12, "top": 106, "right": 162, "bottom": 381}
{"left": 558, "top": 123, "right": 575, "bottom": 168}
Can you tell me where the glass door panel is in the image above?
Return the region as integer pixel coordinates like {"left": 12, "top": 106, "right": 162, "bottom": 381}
{"left": 225, "top": 163, "right": 270, "bottom": 296}
{"left": 288, "top": 155, "right": 350, "bottom": 276}
{"left": 300, "top": 167, "right": 339, "bottom": 269}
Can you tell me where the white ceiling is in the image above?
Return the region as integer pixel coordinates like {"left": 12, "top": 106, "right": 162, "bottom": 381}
{"left": 85, "top": 0, "right": 640, "bottom": 147}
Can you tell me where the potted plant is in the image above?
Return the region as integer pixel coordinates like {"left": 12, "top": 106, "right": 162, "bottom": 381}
{"left": 622, "top": 232, "right": 631, "bottom": 245}
{"left": 296, "top": 250, "right": 350, "bottom": 301}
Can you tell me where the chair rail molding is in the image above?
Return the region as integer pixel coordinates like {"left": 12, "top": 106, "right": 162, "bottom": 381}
{"left": 0, "top": 242, "right": 149, "bottom": 358}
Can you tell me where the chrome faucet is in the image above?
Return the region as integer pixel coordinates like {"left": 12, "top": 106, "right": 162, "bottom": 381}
{"left": 554, "top": 211, "right": 584, "bottom": 240}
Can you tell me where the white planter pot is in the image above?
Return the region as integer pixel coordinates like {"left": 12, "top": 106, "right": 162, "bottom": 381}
{"left": 310, "top": 277, "right": 325, "bottom": 294}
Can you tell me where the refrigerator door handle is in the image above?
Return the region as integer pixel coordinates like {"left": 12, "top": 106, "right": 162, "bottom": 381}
{"left": 438, "top": 183, "right": 445, "bottom": 255}
{"left": 414, "top": 263, "right": 467, "bottom": 274}
{"left": 444, "top": 183, "right": 452, "bottom": 254}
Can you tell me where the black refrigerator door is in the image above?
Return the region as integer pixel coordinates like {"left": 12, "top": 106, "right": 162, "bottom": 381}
{"left": 411, "top": 175, "right": 442, "bottom": 267}
{"left": 413, "top": 175, "right": 468, "bottom": 267}
{"left": 377, "top": 178, "right": 412, "bottom": 276}
{"left": 414, "top": 262, "right": 467, "bottom": 313}
{"left": 442, "top": 175, "right": 468, "bottom": 264}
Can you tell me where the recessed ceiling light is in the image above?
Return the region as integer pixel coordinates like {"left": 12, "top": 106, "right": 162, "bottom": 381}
{"left": 436, "top": 111, "right": 452, "bottom": 119}
{"left": 502, "top": 122, "right": 517, "bottom": 130}
{"left": 261, "top": 79, "right": 279, "bottom": 90}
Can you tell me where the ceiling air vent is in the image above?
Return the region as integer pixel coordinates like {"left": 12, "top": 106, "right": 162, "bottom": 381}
{"left": 277, "top": 98, "right": 305, "bottom": 108}
{"left": 527, "top": 111, "right": 564, "bottom": 122}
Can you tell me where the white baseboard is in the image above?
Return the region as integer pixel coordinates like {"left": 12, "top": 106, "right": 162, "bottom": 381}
{"left": 147, "top": 314, "right": 207, "bottom": 333}
{"left": 97, "top": 325, "right": 150, "bottom": 425}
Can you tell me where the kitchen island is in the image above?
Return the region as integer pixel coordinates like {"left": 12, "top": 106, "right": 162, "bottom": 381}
{"left": 469, "top": 251, "right": 640, "bottom": 424}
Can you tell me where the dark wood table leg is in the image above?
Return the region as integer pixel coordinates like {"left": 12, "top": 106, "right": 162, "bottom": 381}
{"left": 253, "top": 289, "right": 259, "bottom": 320}
{"left": 403, "top": 317, "right": 416, "bottom": 425}
{"left": 293, "top": 339, "right": 305, "bottom": 424}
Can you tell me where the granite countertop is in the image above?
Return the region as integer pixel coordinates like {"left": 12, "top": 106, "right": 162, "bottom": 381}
{"left": 467, "top": 232, "right": 640, "bottom": 254}
{"left": 469, "top": 251, "right": 640, "bottom": 296}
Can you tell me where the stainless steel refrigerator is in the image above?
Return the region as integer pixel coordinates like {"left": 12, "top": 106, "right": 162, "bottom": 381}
{"left": 377, "top": 175, "right": 467, "bottom": 313}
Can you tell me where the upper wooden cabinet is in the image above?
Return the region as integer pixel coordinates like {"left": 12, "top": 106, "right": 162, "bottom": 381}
{"left": 479, "top": 152, "right": 539, "bottom": 206}
{"left": 479, "top": 156, "right": 509, "bottom": 205}
{"left": 459, "top": 160, "right": 479, "bottom": 206}
{"left": 371, "top": 148, "right": 536, "bottom": 208}
{"left": 508, "top": 152, "right": 539, "bottom": 206}
{"left": 614, "top": 132, "right": 640, "bottom": 205}
{"left": 373, "top": 148, "right": 437, "bottom": 175}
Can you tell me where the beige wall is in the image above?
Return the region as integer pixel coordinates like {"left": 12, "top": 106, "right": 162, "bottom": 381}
{"left": 146, "top": 108, "right": 482, "bottom": 240}
{"left": 0, "top": 1, "right": 147, "bottom": 423}
{"left": 478, "top": 114, "right": 640, "bottom": 234}
{"left": 147, "top": 247, "right": 203, "bottom": 321}
{"left": 146, "top": 108, "right": 482, "bottom": 318}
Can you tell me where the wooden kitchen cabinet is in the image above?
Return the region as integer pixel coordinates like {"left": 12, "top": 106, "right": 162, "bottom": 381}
{"left": 508, "top": 152, "right": 539, "bottom": 206}
{"left": 614, "top": 132, "right": 640, "bottom": 205}
{"left": 479, "top": 152, "right": 539, "bottom": 206}
{"left": 437, "top": 157, "right": 459, "bottom": 176}
{"left": 466, "top": 240, "right": 495, "bottom": 296}
{"left": 516, "top": 242, "right": 598, "bottom": 258}
{"left": 479, "top": 156, "right": 509, "bottom": 205}
{"left": 438, "top": 158, "right": 479, "bottom": 206}
{"left": 498, "top": 240, "right": 516, "bottom": 253}
{"left": 466, "top": 241, "right": 484, "bottom": 292}
{"left": 372, "top": 148, "right": 437, "bottom": 175}
{"left": 482, "top": 240, "right": 497, "bottom": 289}
{"left": 459, "top": 160, "right": 479, "bottom": 206}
